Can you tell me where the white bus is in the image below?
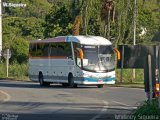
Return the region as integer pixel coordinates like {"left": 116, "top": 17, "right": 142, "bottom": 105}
{"left": 29, "top": 36, "right": 116, "bottom": 88}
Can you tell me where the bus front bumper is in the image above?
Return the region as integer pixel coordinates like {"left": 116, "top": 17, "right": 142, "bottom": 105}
{"left": 76, "top": 77, "right": 116, "bottom": 85}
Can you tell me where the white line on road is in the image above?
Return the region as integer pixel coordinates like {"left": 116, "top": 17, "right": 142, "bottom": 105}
{"left": 112, "top": 101, "right": 137, "bottom": 109}
{"left": 110, "top": 87, "right": 144, "bottom": 90}
{"left": 112, "top": 101, "right": 132, "bottom": 107}
{"left": 0, "top": 90, "right": 11, "bottom": 102}
{"left": 90, "top": 100, "right": 108, "bottom": 120}
{"left": 107, "top": 106, "right": 137, "bottom": 110}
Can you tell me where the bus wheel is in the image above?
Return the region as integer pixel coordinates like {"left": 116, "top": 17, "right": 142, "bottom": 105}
{"left": 73, "top": 84, "right": 78, "bottom": 88}
{"left": 62, "top": 83, "right": 68, "bottom": 87}
{"left": 68, "top": 74, "right": 75, "bottom": 88}
{"left": 39, "top": 73, "right": 50, "bottom": 86}
{"left": 97, "top": 84, "right": 104, "bottom": 88}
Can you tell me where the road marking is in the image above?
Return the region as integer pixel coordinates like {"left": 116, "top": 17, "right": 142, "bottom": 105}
{"left": 110, "top": 87, "right": 144, "bottom": 90}
{"left": 90, "top": 100, "right": 108, "bottom": 120}
{"left": 108, "top": 106, "right": 137, "bottom": 110}
{"left": 112, "top": 101, "right": 137, "bottom": 109}
{"left": 112, "top": 101, "right": 131, "bottom": 106}
{"left": 0, "top": 90, "right": 11, "bottom": 102}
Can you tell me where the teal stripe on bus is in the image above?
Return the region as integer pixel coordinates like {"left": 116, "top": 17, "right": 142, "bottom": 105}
{"left": 83, "top": 77, "right": 115, "bottom": 82}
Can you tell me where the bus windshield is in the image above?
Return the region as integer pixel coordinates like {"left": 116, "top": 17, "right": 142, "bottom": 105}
{"left": 80, "top": 45, "right": 115, "bottom": 72}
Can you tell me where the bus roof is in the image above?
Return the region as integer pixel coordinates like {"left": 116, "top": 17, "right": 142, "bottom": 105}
{"left": 30, "top": 36, "right": 112, "bottom": 45}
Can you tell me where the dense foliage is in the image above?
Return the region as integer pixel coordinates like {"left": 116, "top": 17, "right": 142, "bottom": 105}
{"left": 2, "top": 0, "right": 160, "bottom": 63}
{"left": 133, "top": 99, "right": 160, "bottom": 118}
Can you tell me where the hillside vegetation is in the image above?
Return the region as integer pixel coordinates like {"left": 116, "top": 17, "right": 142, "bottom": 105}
{"left": 1, "top": 0, "right": 160, "bottom": 65}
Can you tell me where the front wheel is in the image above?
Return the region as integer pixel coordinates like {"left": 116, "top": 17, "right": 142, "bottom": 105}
{"left": 97, "top": 84, "right": 104, "bottom": 88}
{"left": 62, "top": 83, "right": 68, "bottom": 87}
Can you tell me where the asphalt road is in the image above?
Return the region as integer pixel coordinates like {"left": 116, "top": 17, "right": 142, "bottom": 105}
{"left": 0, "top": 80, "right": 146, "bottom": 120}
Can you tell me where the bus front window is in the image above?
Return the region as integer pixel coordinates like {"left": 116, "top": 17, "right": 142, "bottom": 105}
{"left": 98, "top": 46, "right": 115, "bottom": 71}
{"left": 80, "top": 45, "right": 115, "bottom": 72}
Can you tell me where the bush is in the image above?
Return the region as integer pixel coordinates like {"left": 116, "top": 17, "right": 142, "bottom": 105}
{"left": 9, "top": 62, "right": 28, "bottom": 77}
{"left": 116, "top": 69, "right": 144, "bottom": 84}
{"left": 0, "top": 62, "right": 6, "bottom": 77}
{"left": 132, "top": 99, "right": 160, "bottom": 120}
{"left": 134, "top": 99, "right": 160, "bottom": 115}
{"left": 0, "top": 62, "right": 28, "bottom": 79}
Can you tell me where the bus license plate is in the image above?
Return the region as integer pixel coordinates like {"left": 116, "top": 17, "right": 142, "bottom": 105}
{"left": 98, "top": 80, "right": 103, "bottom": 83}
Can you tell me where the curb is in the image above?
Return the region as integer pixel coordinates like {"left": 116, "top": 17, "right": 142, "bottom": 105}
{"left": 108, "top": 85, "right": 144, "bottom": 89}
{"left": 0, "top": 78, "right": 31, "bottom": 82}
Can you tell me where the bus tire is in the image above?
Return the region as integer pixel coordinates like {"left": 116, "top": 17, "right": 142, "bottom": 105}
{"left": 73, "top": 84, "right": 78, "bottom": 88}
{"left": 39, "top": 73, "right": 50, "bottom": 86}
{"left": 97, "top": 84, "right": 104, "bottom": 88}
{"left": 68, "top": 74, "right": 75, "bottom": 88}
{"left": 62, "top": 83, "right": 68, "bottom": 87}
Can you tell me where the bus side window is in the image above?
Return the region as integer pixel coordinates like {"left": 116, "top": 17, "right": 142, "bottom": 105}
{"left": 58, "top": 45, "right": 64, "bottom": 56}
{"left": 43, "top": 46, "right": 50, "bottom": 57}
{"left": 49, "top": 47, "right": 57, "bottom": 56}
{"left": 49, "top": 43, "right": 72, "bottom": 58}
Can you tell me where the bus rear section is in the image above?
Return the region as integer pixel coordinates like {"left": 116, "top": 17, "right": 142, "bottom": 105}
{"left": 29, "top": 40, "right": 76, "bottom": 87}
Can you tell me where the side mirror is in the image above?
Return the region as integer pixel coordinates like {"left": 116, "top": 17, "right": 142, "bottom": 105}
{"left": 113, "top": 48, "right": 120, "bottom": 60}
{"left": 79, "top": 49, "right": 84, "bottom": 60}
{"left": 76, "top": 48, "right": 84, "bottom": 60}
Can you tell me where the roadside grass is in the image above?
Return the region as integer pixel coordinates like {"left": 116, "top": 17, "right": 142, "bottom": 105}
{"left": 132, "top": 99, "right": 160, "bottom": 119}
{"left": 109, "top": 83, "right": 144, "bottom": 88}
{"left": 0, "top": 61, "right": 29, "bottom": 81}
{"left": 116, "top": 69, "right": 144, "bottom": 83}
{"left": 114, "top": 69, "right": 144, "bottom": 88}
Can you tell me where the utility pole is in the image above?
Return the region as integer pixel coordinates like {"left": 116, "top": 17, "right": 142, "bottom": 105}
{"left": 0, "top": 0, "right": 2, "bottom": 57}
{"left": 133, "top": 0, "right": 137, "bottom": 80}
{"left": 133, "top": 0, "right": 136, "bottom": 46}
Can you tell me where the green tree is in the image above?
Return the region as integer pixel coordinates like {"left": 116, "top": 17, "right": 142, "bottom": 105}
{"left": 3, "top": 17, "right": 45, "bottom": 63}
{"left": 44, "top": 3, "right": 73, "bottom": 38}
{"left": 2, "top": 0, "right": 160, "bottom": 65}
{"left": 11, "top": 37, "right": 29, "bottom": 63}
{"left": 137, "top": 0, "right": 160, "bottom": 44}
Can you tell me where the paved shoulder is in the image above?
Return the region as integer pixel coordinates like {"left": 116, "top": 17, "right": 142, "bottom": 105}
{"left": 0, "top": 80, "right": 146, "bottom": 120}
{"left": 0, "top": 90, "right": 10, "bottom": 102}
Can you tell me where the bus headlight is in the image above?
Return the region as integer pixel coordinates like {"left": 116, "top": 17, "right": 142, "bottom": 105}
{"left": 83, "top": 74, "right": 89, "bottom": 77}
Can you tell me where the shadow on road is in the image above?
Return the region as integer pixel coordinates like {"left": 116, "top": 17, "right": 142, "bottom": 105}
{"left": 0, "top": 101, "right": 104, "bottom": 108}
{"left": 0, "top": 100, "right": 134, "bottom": 120}
{"left": 0, "top": 80, "right": 99, "bottom": 89}
{"left": 0, "top": 113, "right": 116, "bottom": 120}
{"left": 0, "top": 80, "right": 141, "bottom": 120}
